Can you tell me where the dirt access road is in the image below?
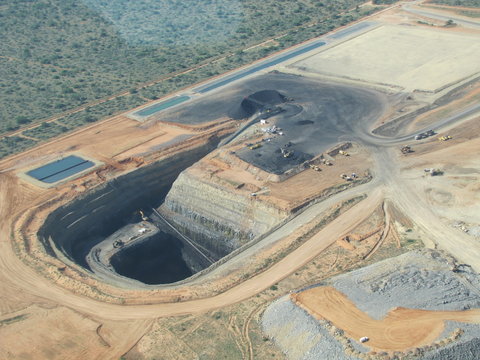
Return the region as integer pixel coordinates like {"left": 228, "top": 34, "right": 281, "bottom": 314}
{"left": 0, "top": 172, "right": 383, "bottom": 320}
{"left": 2, "top": 14, "right": 480, "bottom": 322}
{"left": 1, "top": 101, "right": 478, "bottom": 321}
{"left": 294, "top": 286, "right": 480, "bottom": 352}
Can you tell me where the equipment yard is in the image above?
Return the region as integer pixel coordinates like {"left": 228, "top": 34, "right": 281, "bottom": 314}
{"left": 1, "top": 1, "right": 480, "bottom": 359}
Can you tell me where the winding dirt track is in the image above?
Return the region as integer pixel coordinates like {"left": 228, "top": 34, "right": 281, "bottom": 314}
{"left": 294, "top": 286, "right": 480, "bottom": 352}
{"left": 0, "top": 175, "right": 382, "bottom": 320}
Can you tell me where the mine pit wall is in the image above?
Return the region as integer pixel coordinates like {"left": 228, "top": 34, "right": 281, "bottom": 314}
{"left": 160, "top": 172, "right": 289, "bottom": 258}
{"left": 38, "top": 139, "right": 219, "bottom": 270}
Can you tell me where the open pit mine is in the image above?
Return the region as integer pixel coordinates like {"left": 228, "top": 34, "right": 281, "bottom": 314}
{"left": 33, "top": 73, "right": 384, "bottom": 287}
{"left": 3, "top": 7, "right": 480, "bottom": 358}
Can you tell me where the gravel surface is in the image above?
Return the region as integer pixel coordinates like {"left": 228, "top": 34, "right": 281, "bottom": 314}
{"left": 262, "top": 297, "right": 357, "bottom": 360}
{"left": 333, "top": 250, "right": 480, "bottom": 320}
{"left": 262, "top": 250, "right": 480, "bottom": 359}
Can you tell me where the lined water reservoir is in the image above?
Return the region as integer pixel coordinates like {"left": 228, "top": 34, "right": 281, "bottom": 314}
{"left": 27, "top": 155, "right": 95, "bottom": 184}
{"left": 134, "top": 95, "right": 190, "bottom": 117}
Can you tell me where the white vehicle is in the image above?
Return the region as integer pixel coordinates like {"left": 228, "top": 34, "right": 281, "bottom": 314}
{"left": 359, "top": 336, "right": 369, "bottom": 343}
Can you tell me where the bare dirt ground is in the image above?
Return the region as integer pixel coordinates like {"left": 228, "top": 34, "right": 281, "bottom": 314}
{"left": 190, "top": 142, "right": 372, "bottom": 212}
{"left": 0, "top": 305, "right": 150, "bottom": 360}
{"left": 291, "top": 24, "right": 480, "bottom": 93}
{"left": 124, "top": 200, "right": 420, "bottom": 360}
{"left": 399, "top": 120, "right": 480, "bottom": 238}
{"left": 293, "top": 286, "right": 480, "bottom": 352}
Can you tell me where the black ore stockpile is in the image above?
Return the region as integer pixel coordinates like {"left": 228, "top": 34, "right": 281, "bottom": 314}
{"left": 229, "top": 89, "right": 287, "bottom": 120}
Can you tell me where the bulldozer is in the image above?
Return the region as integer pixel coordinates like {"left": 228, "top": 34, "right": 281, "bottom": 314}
{"left": 281, "top": 148, "right": 293, "bottom": 158}
{"left": 309, "top": 164, "right": 321, "bottom": 171}
{"left": 139, "top": 210, "right": 149, "bottom": 221}
{"left": 320, "top": 157, "right": 333, "bottom": 166}
{"left": 339, "top": 150, "right": 349, "bottom": 156}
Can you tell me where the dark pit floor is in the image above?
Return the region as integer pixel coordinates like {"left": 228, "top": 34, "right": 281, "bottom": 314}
{"left": 110, "top": 231, "right": 193, "bottom": 285}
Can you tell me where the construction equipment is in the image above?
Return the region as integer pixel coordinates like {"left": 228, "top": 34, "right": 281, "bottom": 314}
{"left": 438, "top": 135, "right": 452, "bottom": 141}
{"left": 340, "top": 174, "right": 352, "bottom": 181}
{"left": 309, "top": 164, "right": 321, "bottom": 171}
{"left": 139, "top": 210, "right": 149, "bottom": 221}
{"left": 113, "top": 240, "right": 124, "bottom": 248}
{"left": 415, "top": 130, "right": 435, "bottom": 140}
{"left": 424, "top": 168, "right": 443, "bottom": 176}
{"left": 401, "top": 145, "right": 412, "bottom": 154}
{"left": 249, "top": 143, "right": 262, "bottom": 150}
{"left": 250, "top": 187, "right": 270, "bottom": 197}
{"left": 339, "top": 150, "right": 349, "bottom": 156}
{"left": 281, "top": 148, "right": 292, "bottom": 158}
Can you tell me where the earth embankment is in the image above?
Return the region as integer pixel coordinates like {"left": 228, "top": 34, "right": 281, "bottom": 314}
{"left": 160, "top": 169, "right": 289, "bottom": 258}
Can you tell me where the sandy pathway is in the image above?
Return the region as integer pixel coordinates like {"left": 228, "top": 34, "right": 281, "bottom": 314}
{"left": 294, "top": 286, "right": 480, "bottom": 352}
{"left": 0, "top": 187, "right": 382, "bottom": 321}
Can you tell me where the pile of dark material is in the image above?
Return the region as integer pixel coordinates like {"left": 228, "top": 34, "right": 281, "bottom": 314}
{"left": 229, "top": 89, "right": 287, "bottom": 120}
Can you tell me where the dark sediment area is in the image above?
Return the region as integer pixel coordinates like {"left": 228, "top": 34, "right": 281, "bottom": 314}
{"left": 228, "top": 89, "right": 288, "bottom": 120}
{"left": 110, "top": 232, "right": 193, "bottom": 285}
{"left": 38, "top": 140, "right": 219, "bottom": 285}
{"left": 37, "top": 73, "right": 386, "bottom": 286}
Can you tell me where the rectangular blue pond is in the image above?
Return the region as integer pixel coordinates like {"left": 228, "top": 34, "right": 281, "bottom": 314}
{"left": 195, "top": 40, "right": 327, "bottom": 94}
{"left": 27, "top": 155, "right": 95, "bottom": 184}
{"left": 134, "top": 95, "right": 190, "bottom": 117}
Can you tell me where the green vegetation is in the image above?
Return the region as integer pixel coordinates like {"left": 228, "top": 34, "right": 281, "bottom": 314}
{"left": 458, "top": 9, "right": 480, "bottom": 16}
{"left": 0, "top": 0, "right": 382, "bottom": 158}
{"left": 0, "top": 136, "right": 38, "bottom": 158}
{"left": 430, "top": 0, "right": 480, "bottom": 7}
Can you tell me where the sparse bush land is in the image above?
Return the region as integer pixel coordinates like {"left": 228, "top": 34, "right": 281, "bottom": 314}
{"left": 0, "top": 136, "right": 38, "bottom": 159}
{"left": 0, "top": 0, "right": 382, "bottom": 158}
